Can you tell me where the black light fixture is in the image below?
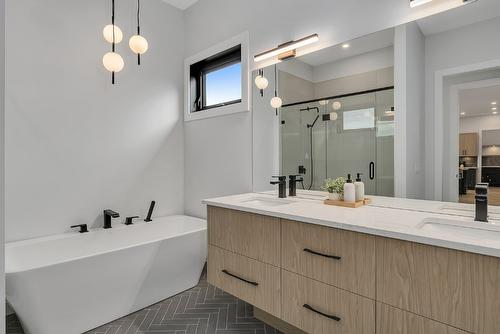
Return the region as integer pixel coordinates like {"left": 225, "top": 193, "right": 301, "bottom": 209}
{"left": 102, "top": 0, "right": 124, "bottom": 84}
{"left": 129, "top": 0, "right": 149, "bottom": 65}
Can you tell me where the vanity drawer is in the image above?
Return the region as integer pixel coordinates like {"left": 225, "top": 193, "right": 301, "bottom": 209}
{"left": 281, "top": 219, "right": 376, "bottom": 298}
{"left": 376, "top": 303, "right": 470, "bottom": 334}
{"left": 377, "top": 237, "right": 500, "bottom": 334}
{"left": 207, "top": 245, "right": 281, "bottom": 317}
{"left": 208, "top": 206, "right": 281, "bottom": 266}
{"left": 282, "top": 270, "right": 375, "bottom": 334}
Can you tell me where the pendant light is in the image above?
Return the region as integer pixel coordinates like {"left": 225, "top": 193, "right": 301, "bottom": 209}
{"left": 270, "top": 65, "right": 282, "bottom": 115}
{"left": 129, "top": 0, "right": 149, "bottom": 65}
{"left": 102, "top": 0, "right": 124, "bottom": 84}
{"left": 255, "top": 69, "right": 269, "bottom": 97}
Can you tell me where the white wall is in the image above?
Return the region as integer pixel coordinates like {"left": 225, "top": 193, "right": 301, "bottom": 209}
{"left": 425, "top": 16, "right": 500, "bottom": 199}
{"left": 0, "top": 0, "right": 5, "bottom": 328}
{"left": 394, "top": 22, "right": 426, "bottom": 199}
{"left": 313, "top": 47, "right": 394, "bottom": 83}
{"left": 183, "top": 0, "right": 461, "bottom": 218}
{"left": 5, "top": 0, "right": 185, "bottom": 241}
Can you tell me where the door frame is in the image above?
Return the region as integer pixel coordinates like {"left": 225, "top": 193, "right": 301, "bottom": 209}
{"left": 433, "top": 59, "right": 500, "bottom": 201}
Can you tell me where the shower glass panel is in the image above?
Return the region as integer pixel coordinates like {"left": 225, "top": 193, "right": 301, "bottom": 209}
{"left": 280, "top": 89, "right": 394, "bottom": 196}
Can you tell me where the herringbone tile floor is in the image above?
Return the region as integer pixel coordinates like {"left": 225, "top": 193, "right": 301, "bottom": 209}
{"left": 6, "top": 267, "right": 283, "bottom": 334}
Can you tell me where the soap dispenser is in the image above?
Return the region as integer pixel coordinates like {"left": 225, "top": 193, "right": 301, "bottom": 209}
{"left": 344, "top": 174, "right": 356, "bottom": 202}
{"left": 354, "top": 173, "right": 365, "bottom": 202}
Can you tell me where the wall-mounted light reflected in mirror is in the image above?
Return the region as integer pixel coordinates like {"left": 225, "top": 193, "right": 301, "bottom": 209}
{"left": 410, "top": 0, "right": 433, "bottom": 8}
{"left": 332, "top": 101, "right": 342, "bottom": 110}
{"left": 342, "top": 44, "right": 350, "bottom": 49}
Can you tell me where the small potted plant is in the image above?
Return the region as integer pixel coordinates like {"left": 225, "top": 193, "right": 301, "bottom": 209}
{"left": 322, "top": 177, "right": 346, "bottom": 200}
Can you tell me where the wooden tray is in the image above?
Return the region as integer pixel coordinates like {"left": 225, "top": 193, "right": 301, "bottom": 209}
{"left": 324, "top": 198, "right": 371, "bottom": 208}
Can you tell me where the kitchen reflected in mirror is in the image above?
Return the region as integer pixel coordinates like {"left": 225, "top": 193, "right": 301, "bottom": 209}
{"left": 252, "top": 0, "right": 500, "bottom": 206}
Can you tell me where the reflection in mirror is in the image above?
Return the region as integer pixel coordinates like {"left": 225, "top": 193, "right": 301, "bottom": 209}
{"left": 252, "top": 0, "right": 500, "bottom": 209}
{"left": 253, "top": 28, "right": 395, "bottom": 196}
{"left": 459, "top": 84, "right": 500, "bottom": 205}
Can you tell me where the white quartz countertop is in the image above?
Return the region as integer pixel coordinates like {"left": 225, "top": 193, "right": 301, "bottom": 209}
{"left": 203, "top": 190, "right": 500, "bottom": 258}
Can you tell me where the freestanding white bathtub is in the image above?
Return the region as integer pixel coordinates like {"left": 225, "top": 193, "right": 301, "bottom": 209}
{"left": 6, "top": 215, "right": 207, "bottom": 334}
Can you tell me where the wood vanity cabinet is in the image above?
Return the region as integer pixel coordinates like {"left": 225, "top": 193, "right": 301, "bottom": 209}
{"left": 459, "top": 132, "right": 479, "bottom": 156}
{"left": 207, "top": 206, "right": 500, "bottom": 334}
{"left": 377, "top": 237, "right": 500, "bottom": 334}
{"left": 281, "top": 219, "right": 376, "bottom": 298}
{"left": 207, "top": 206, "right": 281, "bottom": 266}
{"left": 376, "top": 303, "right": 469, "bottom": 334}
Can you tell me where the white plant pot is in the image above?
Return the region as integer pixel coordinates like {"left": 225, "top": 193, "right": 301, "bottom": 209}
{"left": 329, "top": 192, "right": 341, "bottom": 200}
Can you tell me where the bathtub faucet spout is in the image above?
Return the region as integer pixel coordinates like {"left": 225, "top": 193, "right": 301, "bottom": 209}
{"left": 103, "top": 209, "right": 120, "bottom": 229}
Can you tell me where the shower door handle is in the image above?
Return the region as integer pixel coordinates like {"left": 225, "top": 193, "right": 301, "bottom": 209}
{"left": 369, "top": 162, "right": 375, "bottom": 180}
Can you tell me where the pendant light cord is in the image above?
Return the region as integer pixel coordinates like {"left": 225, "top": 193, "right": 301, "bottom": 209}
{"left": 111, "top": 0, "right": 115, "bottom": 83}
{"left": 136, "top": 0, "right": 141, "bottom": 65}
{"left": 274, "top": 64, "right": 278, "bottom": 116}
{"left": 137, "top": 0, "right": 141, "bottom": 35}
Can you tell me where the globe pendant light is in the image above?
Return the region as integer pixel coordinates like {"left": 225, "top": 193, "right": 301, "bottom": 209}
{"left": 102, "top": 0, "right": 124, "bottom": 84}
{"left": 255, "top": 68, "right": 269, "bottom": 97}
{"left": 103, "top": 24, "right": 123, "bottom": 44}
{"left": 129, "top": 0, "right": 149, "bottom": 65}
{"left": 270, "top": 65, "right": 282, "bottom": 115}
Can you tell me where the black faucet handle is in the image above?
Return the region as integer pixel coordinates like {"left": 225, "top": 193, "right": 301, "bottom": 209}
{"left": 272, "top": 175, "right": 287, "bottom": 181}
{"left": 70, "top": 224, "right": 89, "bottom": 233}
{"left": 289, "top": 175, "right": 303, "bottom": 181}
{"left": 125, "top": 216, "right": 140, "bottom": 225}
{"left": 104, "top": 209, "right": 120, "bottom": 218}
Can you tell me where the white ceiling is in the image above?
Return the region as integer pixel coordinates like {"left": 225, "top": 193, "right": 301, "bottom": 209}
{"left": 417, "top": 0, "right": 500, "bottom": 35}
{"left": 298, "top": 28, "right": 394, "bottom": 67}
{"left": 459, "top": 84, "right": 500, "bottom": 118}
{"left": 162, "top": 0, "right": 199, "bottom": 10}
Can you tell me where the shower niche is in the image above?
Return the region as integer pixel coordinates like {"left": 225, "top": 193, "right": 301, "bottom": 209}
{"left": 252, "top": 28, "right": 395, "bottom": 197}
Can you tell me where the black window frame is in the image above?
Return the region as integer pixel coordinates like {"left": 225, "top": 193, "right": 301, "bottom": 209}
{"left": 190, "top": 45, "right": 242, "bottom": 112}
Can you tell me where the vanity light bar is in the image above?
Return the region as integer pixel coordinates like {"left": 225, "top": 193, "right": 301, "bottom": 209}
{"left": 410, "top": 0, "right": 433, "bottom": 7}
{"left": 254, "top": 34, "right": 319, "bottom": 62}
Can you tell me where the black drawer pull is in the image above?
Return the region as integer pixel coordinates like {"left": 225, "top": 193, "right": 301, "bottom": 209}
{"left": 303, "top": 304, "right": 341, "bottom": 322}
{"left": 221, "top": 269, "right": 258, "bottom": 286}
{"left": 303, "top": 248, "right": 341, "bottom": 260}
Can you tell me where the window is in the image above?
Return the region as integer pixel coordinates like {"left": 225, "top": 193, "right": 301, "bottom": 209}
{"left": 184, "top": 32, "right": 249, "bottom": 122}
{"left": 343, "top": 108, "right": 375, "bottom": 130}
{"left": 190, "top": 45, "right": 242, "bottom": 112}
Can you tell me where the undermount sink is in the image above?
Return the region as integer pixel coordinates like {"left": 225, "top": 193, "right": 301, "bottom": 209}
{"left": 241, "top": 197, "right": 294, "bottom": 207}
{"left": 418, "top": 217, "right": 500, "bottom": 241}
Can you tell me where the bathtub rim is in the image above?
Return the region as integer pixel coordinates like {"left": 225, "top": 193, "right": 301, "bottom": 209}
{"left": 6, "top": 215, "right": 207, "bottom": 274}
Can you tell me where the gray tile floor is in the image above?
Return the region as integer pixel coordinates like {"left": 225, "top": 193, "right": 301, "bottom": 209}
{"left": 6, "top": 267, "right": 282, "bottom": 334}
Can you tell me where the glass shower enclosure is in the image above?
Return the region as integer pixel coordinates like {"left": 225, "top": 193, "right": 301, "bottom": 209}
{"left": 280, "top": 88, "right": 394, "bottom": 197}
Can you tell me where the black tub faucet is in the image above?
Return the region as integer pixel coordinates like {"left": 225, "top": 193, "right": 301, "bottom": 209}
{"left": 70, "top": 224, "right": 88, "bottom": 233}
{"left": 270, "top": 176, "right": 287, "bottom": 198}
{"left": 103, "top": 209, "right": 120, "bottom": 229}
{"left": 475, "top": 183, "right": 488, "bottom": 222}
{"left": 289, "top": 175, "right": 303, "bottom": 197}
{"left": 145, "top": 201, "right": 156, "bottom": 222}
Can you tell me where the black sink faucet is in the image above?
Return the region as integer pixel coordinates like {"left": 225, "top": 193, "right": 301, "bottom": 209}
{"left": 475, "top": 183, "right": 488, "bottom": 222}
{"left": 103, "top": 209, "right": 120, "bottom": 229}
{"left": 270, "top": 176, "right": 287, "bottom": 198}
{"left": 289, "top": 175, "right": 303, "bottom": 197}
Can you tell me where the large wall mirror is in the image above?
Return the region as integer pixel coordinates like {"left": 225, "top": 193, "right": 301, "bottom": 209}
{"left": 252, "top": 0, "right": 500, "bottom": 206}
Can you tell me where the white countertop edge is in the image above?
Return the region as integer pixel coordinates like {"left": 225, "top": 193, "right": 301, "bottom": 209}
{"left": 203, "top": 199, "right": 500, "bottom": 258}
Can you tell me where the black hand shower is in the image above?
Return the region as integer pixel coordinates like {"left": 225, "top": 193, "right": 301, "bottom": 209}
{"left": 144, "top": 201, "right": 155, "bottom": 222}
{"left": 300, "top": 107, "right": 320, "bottom": 190}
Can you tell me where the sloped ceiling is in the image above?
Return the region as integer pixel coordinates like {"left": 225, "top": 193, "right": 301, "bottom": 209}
{"left": 162, "top": 0, "right": 199, "bottom": 10}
